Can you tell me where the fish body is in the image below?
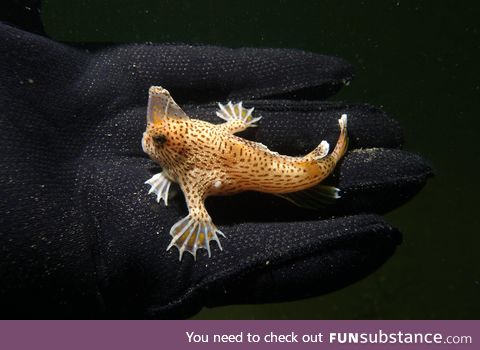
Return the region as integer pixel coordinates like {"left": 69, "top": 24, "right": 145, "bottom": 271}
{"left": 142, "top": 86, "right": 348, "bottom": 260}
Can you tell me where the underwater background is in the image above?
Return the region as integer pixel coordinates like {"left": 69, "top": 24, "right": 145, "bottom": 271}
{"left": 39, "top": 0, "right": 479, "bottom": 319}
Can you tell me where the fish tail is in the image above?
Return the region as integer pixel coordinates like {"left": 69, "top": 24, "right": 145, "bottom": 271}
{"left": 277, "top": 114, "right": 348, "bottom": 209}
{"left": 305, "top": 114, "right": 348, "bottom": 162}
{"left": 330, "top": 114, "right": 348, "bottom": 161}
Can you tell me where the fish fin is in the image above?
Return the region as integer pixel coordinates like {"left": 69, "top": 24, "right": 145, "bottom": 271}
{"left": 167, "top": 215, "right": 225, "bottom": 261}
{"left": 216, "top": 101, "right": 261, "bottom": 133}
{"left": 145, "top": 172, "right": 173, "bottom": 206}
{"left": 276, "top": 184, "right": 341, "bottom": 210}
{"left": 304, "top": 114, "right": 348, "bottom": 162}
{"left": 147, "top": 86, "right": 189, "bottom": 124}
{"left": 331, "top": 114, "right": 349, "bottom": 159}
{"left": 311, "top": 140, "right": 330, "bottom": 160}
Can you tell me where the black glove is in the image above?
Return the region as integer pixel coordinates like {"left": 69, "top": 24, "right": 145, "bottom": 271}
{"left": 0, "top": 22, "right": 432, "bottom": 318}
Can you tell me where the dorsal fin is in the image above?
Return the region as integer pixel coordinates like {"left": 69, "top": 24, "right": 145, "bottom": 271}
{"left": 147, "top": 86, "right": 189, "bottom": 124}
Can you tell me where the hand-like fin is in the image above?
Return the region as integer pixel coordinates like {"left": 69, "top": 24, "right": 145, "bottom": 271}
{"left": 167, "top": 215, "right": 225, "bottom": 260}
{"left": 145, "top": 172, "right": 173, "bottom": 206}
{"left": 216, "top": 101, "right": 261, "bottom": 133}
{"left": 147, "top": 86, "right": 189, "bottom": 124}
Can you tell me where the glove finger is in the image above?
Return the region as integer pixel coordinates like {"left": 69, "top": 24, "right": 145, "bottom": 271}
{"left": 335, "top": 148, "right": 433, "bottom": 214}
{"left": 1, "top": 23, "right": 353, "bottom": 110}
{"left": 186, "top": 100, "right": 404, "bottom": 151}
{"left": 89, "top": 46, "right": 352, "bottom": 103}
{"left": 146, "top": 214, "right": 401, "bottom": 318}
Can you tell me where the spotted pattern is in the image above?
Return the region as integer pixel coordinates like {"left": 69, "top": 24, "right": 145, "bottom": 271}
{"left": 143, "top": 93, "right": 348, "bottom": 260}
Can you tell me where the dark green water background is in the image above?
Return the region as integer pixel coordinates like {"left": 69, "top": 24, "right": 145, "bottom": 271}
{"left": 42, "top": 0, "right": 480, "bottom": 319}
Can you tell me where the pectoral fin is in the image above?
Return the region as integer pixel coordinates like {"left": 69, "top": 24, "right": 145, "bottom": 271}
{"left": 145, "top": 172, "right": 173, "bottom": 206}
{"left": 216, "top": 101, "right": 261, "bottom": 133}
{"left": 167, "top": 215, "right": 225, "bottom": 260}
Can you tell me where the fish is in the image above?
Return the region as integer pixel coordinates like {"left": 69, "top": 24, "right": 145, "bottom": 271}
{"left": 142, "top": 86, "right": 348, "bottom": 260}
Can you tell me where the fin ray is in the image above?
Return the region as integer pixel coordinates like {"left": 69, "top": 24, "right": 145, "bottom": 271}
{"left": 145, "top": 172, "right": 173, "bottom": 206}
{"left": 147, "top": 86, "right": 189, "bottom": 124}
{"left": 216, "top": 101, "right": 261, "bottom": 128}
{"left": 168, "top": 216, "right": 224, "bottom": 260}
{"left": 276, "top": 184, "right": 341, "bottom": 210}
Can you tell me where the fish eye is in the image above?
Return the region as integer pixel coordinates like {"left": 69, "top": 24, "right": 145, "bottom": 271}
{"left": 153, "top": 134, "right": 167, "bottom": 145}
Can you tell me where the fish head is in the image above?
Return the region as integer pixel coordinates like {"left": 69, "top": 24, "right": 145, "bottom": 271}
{"left": 142, "top": 86, "right": 190, "bottom": 167}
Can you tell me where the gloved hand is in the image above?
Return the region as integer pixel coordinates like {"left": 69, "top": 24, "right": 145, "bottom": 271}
{"left": 0, "top": 22, "right": 432, "bottom": 318}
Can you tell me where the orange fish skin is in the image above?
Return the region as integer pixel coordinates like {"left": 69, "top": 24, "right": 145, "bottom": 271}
{"left": 142, "top": 86, "right": 347, "bottom": 260}
{"left": 143, "top": 116, "right": 347, "bottom": 197}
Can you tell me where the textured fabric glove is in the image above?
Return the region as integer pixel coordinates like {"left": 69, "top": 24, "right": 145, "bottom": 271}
{"left": 0, "top": 22, "right": 432, "bottom": 318}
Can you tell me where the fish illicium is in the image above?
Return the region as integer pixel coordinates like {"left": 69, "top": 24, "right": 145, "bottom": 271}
{"left": 142, "top": 86, "right": 348, "bottom": 260}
